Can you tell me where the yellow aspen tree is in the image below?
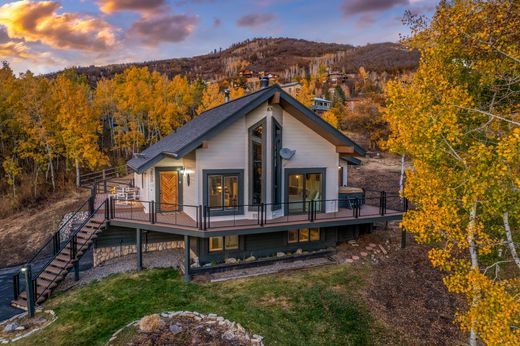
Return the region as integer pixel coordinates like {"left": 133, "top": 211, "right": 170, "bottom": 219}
{"left": 322, "top": 110, "right": 339, "bottom": 128}
{"left": 385, "top": 1, "right": 519, "bottom": 345}
{"left": 295, "top": 79, "right": 314, "bottom": 108}
{"left": 196, "top": 82, "right": 224, "bottom": 114}
{"left": 51, "top": 74, "right": 107, "bottom": 185}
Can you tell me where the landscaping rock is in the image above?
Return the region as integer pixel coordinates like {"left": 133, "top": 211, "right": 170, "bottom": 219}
{"left": 360, "top": 252, "right": 368, "bottom": 257}
{"left": 222, "top": 331, "right": 235, "bottom": 341}
{"left": 276, "top": 252, "right": 285, "bottom": 257}
{"left": 225, "top": 258, "right": 238, "bottom": 264}
{"left": 139, "top": 314, "right": 165, "bottom": 332}
{"left": 345, "top": 259, "right": 354, "bottom": 263}
{"left": 169, "top": 323, "right": 183, "bottom": 335}
{"left": 15, "top": 326, "right": 25, "bottom": 331}
{"left": 191, "top": 263, "right": 201, "bottom": 268}
{"left": 3, "top": 322, "right": 19, "bottom": 333}
{"left": 352, "top": 256, "right": 360, "bottom": 260}
{"left": 244, "top": 256, "right": 256, "bottom": 262}
{"left": 295, "top": 248, "right": 303, "bottom": 255}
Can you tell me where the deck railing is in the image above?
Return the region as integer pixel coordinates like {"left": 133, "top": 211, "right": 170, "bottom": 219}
{"left": 109, "top": 192, "right": 407, "bottom": 231}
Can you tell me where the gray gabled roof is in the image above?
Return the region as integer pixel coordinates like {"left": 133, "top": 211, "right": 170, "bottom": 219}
{"left": 128, "top": 84, "right": 365, "bottom": 173}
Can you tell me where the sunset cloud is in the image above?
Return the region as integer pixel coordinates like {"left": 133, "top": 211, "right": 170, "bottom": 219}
{"left": 98, "top": 0, "right": 166, "bottom": 14}
{"left": 0, "top": 1, "right": 119, "bottom": 51}
{"left": 342, "top": 0, "right": 409, "bottom": 16}
{"left": 236, "top": 13, "right": 275, "bottom": 27}
{"left": 128, "top": 13, "right": 197, "bottom": 45}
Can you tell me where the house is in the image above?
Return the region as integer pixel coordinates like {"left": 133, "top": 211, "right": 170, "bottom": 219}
{"left": 11, "top": 81, "right": 405, "bottom": 309}
{"left": 280, "top": 82, "right": 302, "bottom": 97}
{"left": 118, "top": 81, "right": 401, "bottom": 275}
{"left": 312, "top": 97, "right": 332, "bottom": 113}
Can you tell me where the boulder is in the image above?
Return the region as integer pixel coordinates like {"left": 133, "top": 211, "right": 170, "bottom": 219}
{"left": 225, "top": 258, "right": 238, "bottom": 264}
{"left": 169, "top": 323, "right": 182, "bottom": 335}
{"left": 3, "top": 322, "right": 19, "bottom": 333}
{"left": 222, "top": 331, "right": 235, "bottom": 341}
{"left": 295, "top": 248, "right": 303, "bottom": 255}
{"left": 276, "top": 252, "right": 285, "bottom": 257}
{"left": 244, "top": 256, "right": 256, "bottom": 262}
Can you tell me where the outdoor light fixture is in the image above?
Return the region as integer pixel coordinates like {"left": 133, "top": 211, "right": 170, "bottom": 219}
{"left": 21, "top": 267, "right": 27, "bottom": 272}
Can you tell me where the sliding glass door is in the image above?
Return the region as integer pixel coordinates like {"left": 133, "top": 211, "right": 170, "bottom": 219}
{"left": 286, "top": 171, "right": 324, "bottom": 214}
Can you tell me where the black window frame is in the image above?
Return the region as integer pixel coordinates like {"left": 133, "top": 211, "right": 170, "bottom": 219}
{"left": 272, "top": 118, "right": 282, "bottom": 210}
{"left": 208, "top": 235, "right": 240, "bottom": 252}
{"left": 203, "top": 169, "right": 244, "bottom": 216}
{"left": 248, "top": 118, "right": 266, "bottom": 209}
{"left": 287, "top": 227, "right": 321, "bottom": 244}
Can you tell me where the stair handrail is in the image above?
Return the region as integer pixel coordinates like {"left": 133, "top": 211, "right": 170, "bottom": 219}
{"left": 27, "top": 198, "right": 91, "bottom": 267}
{"left": 34, "top": 199, "right": 108, "bottom": 302}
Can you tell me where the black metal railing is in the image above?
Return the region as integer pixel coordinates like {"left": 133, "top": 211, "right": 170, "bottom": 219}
{"left": 12, "top": 197, "right": 91, "bottom": 301}
{"left": 34, "top": 199, "right": 108, "bottom": 302}
{"left": 109, "top": 191, "right": 408, "bottom": 231}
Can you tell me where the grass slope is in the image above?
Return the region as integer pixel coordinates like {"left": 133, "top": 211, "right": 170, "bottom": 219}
{"left": 17, "top": 265, "right": 405, "bottom": 346}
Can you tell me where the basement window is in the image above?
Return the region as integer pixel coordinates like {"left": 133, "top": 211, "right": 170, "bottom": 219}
{"left": 209, "top": 235, "right": 239, "bottom": 252}
{"left": 287, "top": 228, "right": 320, "bottom": 244}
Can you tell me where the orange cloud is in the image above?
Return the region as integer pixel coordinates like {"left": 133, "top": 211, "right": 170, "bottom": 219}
{"left": 0, "top": 1, "right": 119, "bottom": 51}
{"left": 98, "top": 0, "right": 165, "bottom": 14}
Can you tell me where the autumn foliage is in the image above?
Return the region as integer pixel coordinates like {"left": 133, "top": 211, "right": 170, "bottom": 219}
{"left": 385, "top": 1, "right": 519, "bottom": 344}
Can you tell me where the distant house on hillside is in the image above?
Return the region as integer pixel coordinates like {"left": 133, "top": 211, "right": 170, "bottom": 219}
{"left": 312, "top": 97, "right": 332, "bottom": 113}
{"left": 280, "top": 82, "right": 302, "bottom": 97}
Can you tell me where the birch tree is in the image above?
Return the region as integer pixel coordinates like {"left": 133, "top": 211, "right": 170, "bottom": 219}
{"left": 385, "top": 1, "right": 519, "bottom": 344}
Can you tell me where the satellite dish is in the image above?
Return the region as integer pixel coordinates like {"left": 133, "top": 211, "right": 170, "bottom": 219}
{"left": 279, "top": 148, "right": 295, "bottom": 160}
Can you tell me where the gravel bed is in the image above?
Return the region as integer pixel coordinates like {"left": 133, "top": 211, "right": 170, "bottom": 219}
{"left": 208, "top": 256, "right": 334, "bottom": 282}
{"left": 57, "top": 249, "right": 184, "bottom": 291}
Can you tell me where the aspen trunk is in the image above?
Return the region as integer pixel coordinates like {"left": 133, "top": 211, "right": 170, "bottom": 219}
{"left": 467, "top": 203, "right": 479, "bottom": 346}
{"left": 399, "top": 154, "right": 405, "bottom": 195}
{"left": 75, "top": 158, "right": 80, "bottom": 188}
{"left": 503, "top": 211, "right": 520, "bottom": 269}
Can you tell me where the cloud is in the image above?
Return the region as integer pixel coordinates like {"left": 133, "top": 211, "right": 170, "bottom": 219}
{"left": 0, "top": 25, "right": 9, "bottom": 43}
{"left": 213, "top": 17, "right": 221, "bottom": 27}
{"left": 236, "top": 13, "right": 275, "bottom": 27}
{"left": 0, "top": 1, "right": 119, "bottom": 51}
{"left": 341, "top": 0, "right": 409, "bottom": 16}
{"left": 128, "top": 14, "right": 197, "bottom": 45}
{"left": 98, "top": 0, "right": 166, "bottom": 14}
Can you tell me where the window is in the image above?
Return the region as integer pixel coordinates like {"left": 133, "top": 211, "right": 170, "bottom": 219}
{"left": 209, "top": 236, "right": 239, "bottom": 252}
{"left": 225, "top": 235, "right": 239, "bottom": 250}
{"left": 204, "top": 170, "right": 243, "bottom": 216}
{"left": 288, "top": 230, "right": 298, "bottom": 243}
{"left": 288, "top": 228, "right": 320, "bottom": 243}
{"left": 209, "top": 237, "right": 223, "bottom": 252}
{"left": 310, "top": 228, "right": 320, "bottom": 241}
{"left": 272, "top": 119, "right": 282, "bottom": 209}
{"left": 249, "top": 119, "right": 265, "bottom": 206}
{"left": 299, "top": 228, "right": 309, "bottom": 242}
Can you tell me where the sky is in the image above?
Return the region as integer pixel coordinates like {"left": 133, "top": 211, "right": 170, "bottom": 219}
{"left": 0, "top": 0, "right": 438, "bottom": 75}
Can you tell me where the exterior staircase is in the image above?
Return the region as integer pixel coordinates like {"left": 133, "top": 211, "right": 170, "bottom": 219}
{"left": 11, "top": 199, "right": 108, "bottom": 309}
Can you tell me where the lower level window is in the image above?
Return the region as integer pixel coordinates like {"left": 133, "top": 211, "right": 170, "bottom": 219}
{"left": 288, "top": 228, "right": 320, "bottom": 243}
{"left": 225, "top": 235, "right": 239, "bottom": 249}
{"left": 209, "top": 235, "right": 239, "bottom": 252}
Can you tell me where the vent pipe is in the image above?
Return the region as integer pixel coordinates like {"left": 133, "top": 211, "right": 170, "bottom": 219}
{"left": 260, "top": 76, "right": 269, "bottom": 89}
{"left": 224, "top": 89, "right": 230, "bottom": 102}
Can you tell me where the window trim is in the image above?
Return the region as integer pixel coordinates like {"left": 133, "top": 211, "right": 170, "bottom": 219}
{"left": 248, "top": 118, "right": 266, "bottom": 209}
{"left": 287, "top": 228, "right": 321, "bottom": 244}
{"left": 209, "top": 235, "right": 240, "bottom": 252}
{"left": 203, "top": 169, "right": 244, "bottom": 216}
{"left": 272, "top": 118, "right": 282, "bottom": 210}
{"left": 284, "top": 168, "right": 327, "bottom": 215}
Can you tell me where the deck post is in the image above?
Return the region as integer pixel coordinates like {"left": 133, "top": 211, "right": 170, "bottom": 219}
{"left": 401, "top": 227, "right": 407, "bottom": 248}
{"left": 22, "top": 264, "right": 35, "bottom": 317}
{"left": 184, "top": 235, "right": 191, "bottom": 282}
{"left": 136, "top": 228, "right": 143, "bottom": 271}
{"left": 74, "top": 261, "right": 80, "bottom": 281}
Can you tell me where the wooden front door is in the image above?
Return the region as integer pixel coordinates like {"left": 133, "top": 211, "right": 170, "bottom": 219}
{"left": 159, "top": 171, "right": 179, "bottom": 211}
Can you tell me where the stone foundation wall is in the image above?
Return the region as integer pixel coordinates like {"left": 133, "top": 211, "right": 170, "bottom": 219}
{"left": 94, "top": 241, "right": 184, "bottom": 267}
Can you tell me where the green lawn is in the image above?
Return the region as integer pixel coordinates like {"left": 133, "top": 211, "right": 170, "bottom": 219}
{"left": 17, "top": 265, "right": 404, "bottom": 346}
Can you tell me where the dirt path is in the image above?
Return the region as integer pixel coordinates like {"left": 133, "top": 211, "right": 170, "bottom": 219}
{"left": 0, "top": 190, "right": 88, "bottom": 268}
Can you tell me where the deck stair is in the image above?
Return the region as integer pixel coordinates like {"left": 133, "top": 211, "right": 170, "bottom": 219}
{"left": 11, "top": 199, "right": 108, "bottom": 310}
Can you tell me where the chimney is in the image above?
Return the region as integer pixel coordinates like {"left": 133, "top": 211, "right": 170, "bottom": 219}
{"left": 260, "top": 76, "right": 269, "bottom": 89}
{"left": 224, "top": 89, "right": 230, "bottom": 102}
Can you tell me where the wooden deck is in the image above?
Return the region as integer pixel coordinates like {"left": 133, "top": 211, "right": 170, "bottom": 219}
{"left": 95, "top": 194, "right": 403, "bottom": 235}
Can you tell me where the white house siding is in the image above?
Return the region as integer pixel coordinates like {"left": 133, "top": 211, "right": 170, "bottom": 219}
{"left": 138, "top": 101, "right": 340, "bottom": 221}
{"left": 281, "top": 109, "right": 339, "bottom": 213}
